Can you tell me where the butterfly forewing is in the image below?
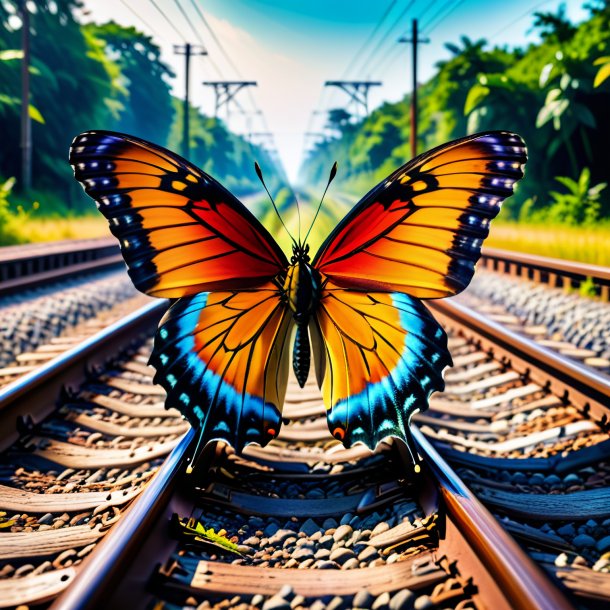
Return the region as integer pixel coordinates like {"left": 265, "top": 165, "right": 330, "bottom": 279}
{"left": 69, "top": 131, "right": 288, "bottom": 298}
{"left": 312, "top": 131, "right": 527, "bottom": 298}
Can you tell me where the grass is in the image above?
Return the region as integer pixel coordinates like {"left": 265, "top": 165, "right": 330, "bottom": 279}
{"left": 8, "top": 216, "right": 109, "bottom": 244}
{"left": 487, "top": 221, "right": 610, "bottom": 267}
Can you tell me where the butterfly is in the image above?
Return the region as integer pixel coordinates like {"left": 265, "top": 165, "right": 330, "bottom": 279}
{"left": 69, "top": 130, "right": 526, "bottom": 471}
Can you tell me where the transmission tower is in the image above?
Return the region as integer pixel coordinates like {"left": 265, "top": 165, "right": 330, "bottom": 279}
{"left": 203, "top": 81, "right": 257, "bottom": 123}
{"left": 324, "top": 80, "right": 382, "bottom": 118}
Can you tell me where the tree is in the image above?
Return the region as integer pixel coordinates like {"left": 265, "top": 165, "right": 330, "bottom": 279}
{"left": 85, "top": 22, "right": 175, "bottom": 147}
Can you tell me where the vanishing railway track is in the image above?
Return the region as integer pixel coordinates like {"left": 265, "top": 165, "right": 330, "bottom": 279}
{"left": 0, "top": 239, "right": 608, "bottom": 609}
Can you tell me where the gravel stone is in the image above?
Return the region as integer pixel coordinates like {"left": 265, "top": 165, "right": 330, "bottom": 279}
{"left": 358, "top": 546, "right": 379, "bottom": 562}
{"left": 370, "top": 521, "right": 390, "bottom": 537}
{"left": 573, "top": 534, "right": 596, "bottom": 549}
{"left": 413, "top": 596, "right": 433, "bottom": 610}
{"left": 264, "top": 522, "right": 280, "bottom": 537}
{"left": 326, "top": 596, "right": 347, "bottom": 610}
{"left": 596, "top": 535, "right": 610, "bottom": 553}
{"left": 292, "top": 547, "right": 314, "bottom": 560}
{"left": 262, "top": 597, "right": 291, "bottom": 610}
{"left": 300, "top": 518, "right": 320, "bottom": 537}
{"left": 329, "top": 547, "right": 355, "bottom": 564}
{"left": 353, "top": 590, "right": 375, "bottom": 609}
{"left": 390, "top": 589, "right": 415, "bottom": 610}
{"left": 316, "top": 560, "right": 340, "bottom": 569}
{"left": 372, "top": 592, "right": 390, "bottom": 610}
{"left": 333, "top": 524, "right": 353, "bottom": 542}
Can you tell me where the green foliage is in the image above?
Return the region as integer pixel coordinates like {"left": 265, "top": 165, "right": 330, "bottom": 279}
{"left": 548, "top": 168, "right": 605, "bottom": 225}
{"left": 85, "top": 22, "right": 175, "bottom": 146}
{"left": 0, "top": 176, "right": 39, "bottom": 245}
{"left": 593, "top": 56, "right": 610, "bottom": 87}
{"left": 178, "top": 516, "right": 242, "bottom": 555}
{"left": 578, "top": 276, "right": 597, "bottom": 298}
{"left": 299, "top": 2, "right": 610, "bottom": 224}
{"left": 0, "top": 3, "right": 272, "bottom": 228}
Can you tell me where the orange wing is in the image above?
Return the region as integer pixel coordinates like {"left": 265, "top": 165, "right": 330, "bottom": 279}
{"left": 312, "top": 131, "right": 526, "bottom": 298}
{"left": 150, "top": 284, "right": 293, "bottom": 453}
{"left": 311, "top": 279, "right": 451, "bottom": 453}
{"left": 69, "top": 131, "right": 288, "bottom": 297}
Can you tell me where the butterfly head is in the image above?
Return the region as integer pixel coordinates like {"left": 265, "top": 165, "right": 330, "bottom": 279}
{"left": 291, "top": 242, "right": 310, "bottom": 265}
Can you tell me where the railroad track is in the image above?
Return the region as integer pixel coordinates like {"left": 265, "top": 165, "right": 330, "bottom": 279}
{"left": 420, "top": 298, "right": 610, "bottom": 605}
{"left": 0, "top": 296, "right": 574, "bottom": 610}
{"left": 0, "top": 239, "right": 608, "bottom": 608}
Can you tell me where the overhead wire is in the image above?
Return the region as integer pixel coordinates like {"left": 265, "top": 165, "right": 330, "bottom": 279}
{"left": 487, "top": 0, "right": 557, "bottom": 42}
{"left": 422, "top": 0, "right": 468, "bottom": 34}
{"left": 173, "top": 0, "right": 205, "bottom": 45}
{"left": 351, "top": 0, "right": 417, "bottom": 79}
{"left": 147, "top": 0, "right": 187, "bottom": 42}
{"left": 118, "top": 0, "right": 169, "bottom": 43}
{"left": 341, "top": 0, "right": 399, "bottom": 78}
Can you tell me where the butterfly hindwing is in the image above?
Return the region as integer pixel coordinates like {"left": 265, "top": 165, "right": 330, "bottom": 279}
{"left": 312, "top": 279, "right": 451, "bottom": 450}
{"left": 69, "top": 131, "right": 288, "bottom": 297}
{"left": 150, "top": 283, "right": 293, "bottom": 450}
{"left": 312, "top": 131, "right": 527, "bottom": 298}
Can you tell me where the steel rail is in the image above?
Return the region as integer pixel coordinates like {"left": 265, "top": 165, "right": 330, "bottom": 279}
{"left": 412, "top": 428, "right": 574, "bottom": 610}
{"left": 0, "top": 299, "right": 166, "bottom": 450}
{"left": 429, "top": 299, "right": 610, "bottom": 427}
{"left": 49, "top": 428, "right": 195, "bottom": 610}
{"left": 480, "top": 247, "right": 610, "bottom": 299}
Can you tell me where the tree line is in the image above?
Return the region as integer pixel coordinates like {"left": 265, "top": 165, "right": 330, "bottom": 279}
{"left": 299, "top": 2, "right": 610, "bottom": 226}
{"left": 0, "top": 0, "right": 283, "bottom": 215}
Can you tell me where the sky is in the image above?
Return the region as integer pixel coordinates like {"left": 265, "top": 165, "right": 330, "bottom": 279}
{"left": 81, "top": 0, "right": 588, "bottom": 182}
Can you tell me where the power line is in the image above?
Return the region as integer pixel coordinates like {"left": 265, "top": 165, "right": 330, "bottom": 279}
{"left": 342, "top": 0, "right": 398, "bottom": 78}
{"left": 147, "top": 0, "right": 187, "bottom": 42}
{"left": 368, "top": 42, "right": 404, "bottom": 77}
{"left": 118, "top": 0, "right": 168, "bottom": 43}
{"left": 173, "top": 0, "right": 205, "bottom": 46}
{"left": 422, "top": 0, "right": 468, "bottom": 34}
{"left": 352, "top": 0, "right": 418, "bottom": 78}
{"left": 188, "top": 0, "right": 243, "bottom": 78}
{"left": 488, "top": 0, "right": 556, "bottom": 42}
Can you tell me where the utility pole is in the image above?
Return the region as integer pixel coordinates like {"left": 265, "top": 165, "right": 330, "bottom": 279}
{"left": 399, "top": 19, "right": 429, "bottom": 158}
{"left": 20, "top": 0, "right": 31, "bottom": 192}
{"left": 174, "top": 43, "right": 206, "bottom": 158}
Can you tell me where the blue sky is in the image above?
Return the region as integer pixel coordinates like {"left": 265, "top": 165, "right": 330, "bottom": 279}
{"left": 84, "top": 0, "right": 588, "bottom": 181}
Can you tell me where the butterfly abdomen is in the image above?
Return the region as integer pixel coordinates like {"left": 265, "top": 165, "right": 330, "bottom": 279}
{"left": 293, "top": 324, "right": 310, "bottom": 388}
{"left": 283, "top": 259, "right": 320, "bottom": 388}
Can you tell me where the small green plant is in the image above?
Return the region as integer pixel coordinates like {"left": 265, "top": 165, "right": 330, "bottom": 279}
{"left": 547, "top": 168, "right": 606, "bottom": 226}
{"left": 0, "top": 178, "right": 40, "bottom": 246}
{"left": 522, "top": 168, "right": 606, "bottom": 227}
{"left": 175, "top": 515, "right": 242, "bottom": 555}
{"left": 578, "top": 276, "right": 598, "bottom": 299}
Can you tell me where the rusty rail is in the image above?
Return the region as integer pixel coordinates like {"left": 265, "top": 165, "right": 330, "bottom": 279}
{"left": 429, "top": 298, "right": 610, "bottom": 427}
{"left": 0, "top": 299, "right": 166, "bottom": 451}
{"left": 480, "top": 247, "right": 610, "bottom": 300}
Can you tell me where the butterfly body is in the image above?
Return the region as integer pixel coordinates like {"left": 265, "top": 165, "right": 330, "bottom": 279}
{"left": 282, "top": 245, "right": 321, "bottom": 387}
{"left": 69, "top": 129, "right": 527, "bottom": 470}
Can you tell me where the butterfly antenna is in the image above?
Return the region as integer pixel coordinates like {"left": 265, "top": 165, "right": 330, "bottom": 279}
{"left": 255, "top": 161, "right": 296, "bottom": 246}
{"left": 303, "top": 161, "right": 337, "bottom": 245}
{"left": 295, "top": 190, "right": 302, "bottom": 247}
